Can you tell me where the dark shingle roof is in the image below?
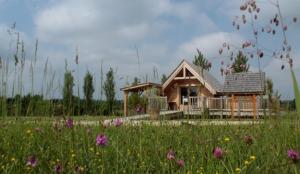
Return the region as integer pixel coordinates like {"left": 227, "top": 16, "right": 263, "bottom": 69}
{"left": 185, "top": 60, "right": 223, "bottom": 92}
{"left": 223, "top": 72, "right": 265, "bottom": 94}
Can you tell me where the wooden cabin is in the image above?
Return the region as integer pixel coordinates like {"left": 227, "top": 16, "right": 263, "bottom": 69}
{"left": 121, "top": 59, "right": 266, "bottom": 118}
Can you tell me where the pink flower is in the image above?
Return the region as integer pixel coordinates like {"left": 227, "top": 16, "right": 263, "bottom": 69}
{"left": 177, "top": 159, "right": 185, "bottom": 167}
{"left": 167, "top": 150, "right": 175, "bottom": 160}
{"left": 65, "top": 118, "right": 73, "bottom": 128}
{"left": 54, "top": 163, "right": 62, "bottom": 174}
{"left": 213, "top": 147, "right": 223, "bottom": 159}
{"left": 96, "top": 134, "right": 108, "bottom": 146}
{"left": 287, "top": 149, "right": 300, "bottom": 163}
{"left": 242, "top": 41, "right": 251, "bottom": 48}
{"left": 113, "top": 118, "right": 123, "bottom": 127}
{"left": 26, "top": 155, "right": 38, "bottom": 167}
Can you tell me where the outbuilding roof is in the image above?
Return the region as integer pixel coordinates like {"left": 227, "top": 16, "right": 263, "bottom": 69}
{"left": 222, "top": 72, "right": 265, "bottom": 94}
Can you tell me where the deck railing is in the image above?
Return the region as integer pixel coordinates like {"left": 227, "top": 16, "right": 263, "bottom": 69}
{"left": 148, "top": 96, "right": 168, "bottom": 111}
{"left": 189, "top": 96, "right": 267, "bottom": 117}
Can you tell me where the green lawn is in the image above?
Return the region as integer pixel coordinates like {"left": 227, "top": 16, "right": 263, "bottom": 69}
{"left": 0, "top": 117, "right": 299, "bottom": 173}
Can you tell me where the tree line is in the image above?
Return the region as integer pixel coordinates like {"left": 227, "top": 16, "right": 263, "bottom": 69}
{"left": 0, "top": 67, "right": 121, "bottom": 117}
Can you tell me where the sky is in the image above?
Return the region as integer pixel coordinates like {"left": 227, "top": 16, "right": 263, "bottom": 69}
{"left": 0, "top": 0, "right": 299, "bottom": 99}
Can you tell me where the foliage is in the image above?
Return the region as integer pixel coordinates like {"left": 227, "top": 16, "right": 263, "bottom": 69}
{"left": 103, "top": 68, "right": 116, "bottom": 115}
{"left": 232, "top": 51, "right": 249, "bottom": 73}
{"left": 0, "top": 117, "right": 300, "bottom": 173}
{"left": 83, "top": 71, "right": 95, "bottom": 114}
{"left": 161, "top": 74, "right": 167, "bottom": 84}
{"left": 63, "top": 71, "right": 74, "bottom": 116}
{"left": 193, "top": 49, "right": 211, "bottom": 71}
{"left": 291, "top": 69, "right": 300, "bottom": 117}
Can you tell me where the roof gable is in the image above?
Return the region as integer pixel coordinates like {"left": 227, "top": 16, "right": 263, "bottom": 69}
{"left": 162, "top": 59, "right": 222, "bottom": 95}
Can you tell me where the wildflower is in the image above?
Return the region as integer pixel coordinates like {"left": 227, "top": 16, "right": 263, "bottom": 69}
{"left": 242, "top": 41, "right": 251, "bottom": 48}
{"left": 75, "top": 166, "right": 84, "bottom": 173}
{"left": 224, "top": 137, "right": 230, "bottom": 142}
{"left": 176, "top": 159, "right": 184, "bottom": 168}
{"left": 287, "top": 149, "right": 300, "bottom": 163}
{"left": 250, "top": 155, "right": 256, "bottom": 161}
{"left": 65, "top": 118, "right": 73, "bottom": 128}
{"left": 167, "top": 149, "right": 175, "bottom": 160}
{"left": 96, "top": 134, "right": 108, "bottom": 146}
{"left": 244, "top": 135, "right": 253, "bottom": 145}
{"left": 11, "top": 157, "right": 16, "bottom": 162}
{"left": 26, "top": 155, "right": 38, "bottom": 167}
{"left": 54, "top": 163, "right": 62, "bottom": 174}
{"left": 102, "top": 120, "right": 111, "bottom": 127}
{"left": 213, "top": 147, "right": 223, "bottom": 159}
{"left": 113, "top": 118, "right": 123, "bottom": 127}
{"left": 244, "top": 160, "right": 250, "bottom": 165}
{"left": 235, "top": 168, "right": 241, "bottom": 173}
{"left": 26, "top": 129, "right": 32, "bottom": 134}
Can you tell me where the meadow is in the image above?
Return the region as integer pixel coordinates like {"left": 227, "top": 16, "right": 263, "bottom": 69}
{"left": 0, "top": 116, "right": 299, "bottom": 174}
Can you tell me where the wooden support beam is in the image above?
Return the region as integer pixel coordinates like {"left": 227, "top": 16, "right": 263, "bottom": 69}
{"left": 177, "top": 86, "right": 180, "bottom": 110}
{"left": 231, "top": 95, "right": 235, "bottom": 119}
{"left": 252, "top": 95, "right": 257, "bottom": 119}
{"left": 124, "top": 91, "right": 129, "bottom": 116}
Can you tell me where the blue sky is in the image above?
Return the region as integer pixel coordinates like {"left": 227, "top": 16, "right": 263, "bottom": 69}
{"left": 0, "top": 0, "right": 299, "bottom": 99}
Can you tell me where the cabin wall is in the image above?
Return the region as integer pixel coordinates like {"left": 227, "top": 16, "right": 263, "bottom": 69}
{"left": 164, "top": 79, "right": 214, "bottom": 110}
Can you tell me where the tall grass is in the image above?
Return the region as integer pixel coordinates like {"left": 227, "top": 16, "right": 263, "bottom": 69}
{"left": 0, "top": 116, "right": 299, "bottom": 173}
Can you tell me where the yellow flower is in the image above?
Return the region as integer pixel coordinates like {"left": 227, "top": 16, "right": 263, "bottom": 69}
{"left": 250, "top": 155, "right": 256, "bottom": 160}
{"left": 235, "top": 168, "right": 241, "bottom": 173}
{"left": 26, "top": 129, "right": 32, "bottom": 134}
{"left": 11, "top": 157, "right": 16, "bottom": 162}
{"left": 244, "top": 160, "right": 250, "bottom": 165}
{"left": 224, "top": 137, "right": 230, "bottom": 142}
{"left": 71, "top": 154, "right": 76, "bottom": 158}
{"left": 79, "top": 166, "right": 84, "bottom": 172}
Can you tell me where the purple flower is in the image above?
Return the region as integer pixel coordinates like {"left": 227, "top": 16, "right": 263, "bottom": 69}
{"left": 65, "top": 118, "right": 73, "bottom": 128}
{"left": 167, "top": 150, "right": 175, "bottom": 160}
{"left": 213, "top": 147, "right": 223, "bottom": 159}
{"left": 113, "top": 118, "right": 123, "bottom": 127}
{"left": 26, "top": 155, "right": 38, "bottom": 167}
{"left": 287, "top": 149, "right": 300, "bottom": 163}
{"left": 176, "top": 159, "right": 185, "bottom": 167}
{"left": 96, "top": 134, "right": 108, "bottom": 146}
{"left": 136, "top": 105, "right": 142, "bottom": 113}
{"left": 54, "top": 163, "right": 62, "bottom": 174}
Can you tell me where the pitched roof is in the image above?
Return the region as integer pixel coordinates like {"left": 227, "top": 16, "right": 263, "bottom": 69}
{"left": 121, "top": 82, "right": 162, "bottom": 92}
{"left": 223, "top": 72, "right": 265, "bottom": 94}
{"left": 162, "top": 59, "right": 223, "bottom": 94}
{"left": 185, "top": 60, "right": 223, "bottom": 92}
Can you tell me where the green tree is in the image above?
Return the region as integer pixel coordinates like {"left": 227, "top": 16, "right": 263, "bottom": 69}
{"left": 129, "top": 77, "right": 140, "bottom": 111}
{"left": 232, "top": 51, "right": 249, "bottom": 73}
{"left": 83, "top": 71, "right": 94, "bottom": 114}
{"left": 193, "top": 49, "right": 211, "bottom": 71}
{"left": 266, "top": 78, "right": 281, "bottom": 114}
{"left": 103, "top": 67, "right": 115, "bottom": 115}
{"left": 63, "top": 71, "right": 74, "bottom": 116}
{"left": 161, "top": 74, "right": 167, "bottom": 84}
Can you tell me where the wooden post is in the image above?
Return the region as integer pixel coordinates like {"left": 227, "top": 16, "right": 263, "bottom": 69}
{"left": 177, "top": 86, "right": 180, "bottom": 110}
{"left": 220, "top": 96, "right": 223, "bottom": 119}
{"left": 252, "top": 95, "right": 257, "bottom": 119}
{"left": 124, "top": 91, "right": 129, "bottom": 116}
{"left": 231, "top": 94, "right": 235, "bottom": 119}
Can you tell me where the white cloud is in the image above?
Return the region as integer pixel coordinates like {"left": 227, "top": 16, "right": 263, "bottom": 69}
{"left": 177, "top": 32, "right": 244, "bottom": 59}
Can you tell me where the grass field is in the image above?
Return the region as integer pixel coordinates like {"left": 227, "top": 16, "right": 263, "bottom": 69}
{"left": 0, "top": 116, "right": 299, "bottom": 174}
